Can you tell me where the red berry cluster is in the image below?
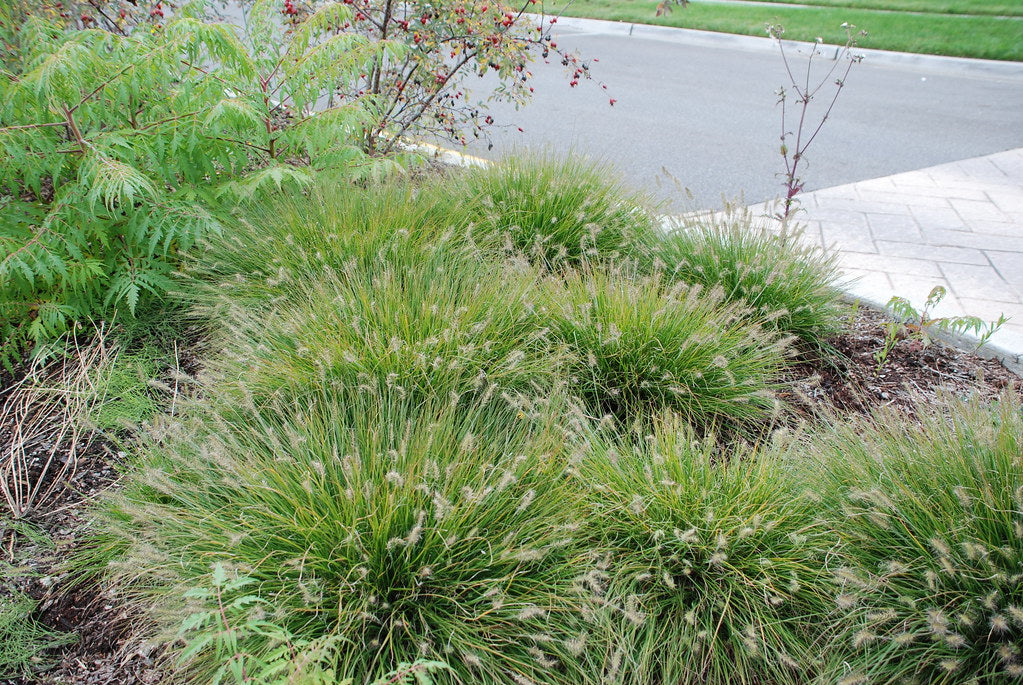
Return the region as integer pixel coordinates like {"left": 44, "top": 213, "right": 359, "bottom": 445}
{"left": 569, "top": 65, "right": 585, "bottom": 87}
{"left": 150, "top": 2, "right": 164, "bottom": 18}
{"left": 282, "top": 0, "right": 298, "bottom": 16}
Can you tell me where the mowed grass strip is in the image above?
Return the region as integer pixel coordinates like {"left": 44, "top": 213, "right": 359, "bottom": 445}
{"left": 544, "top": 0, "right": 1023, "bottom": 60}
{"left": 721, "top": 0, "right": 1022, "bottom": 18}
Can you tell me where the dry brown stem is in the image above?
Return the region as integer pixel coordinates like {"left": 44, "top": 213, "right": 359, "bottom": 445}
{"left": 1, "top": 331, "right": 114, "bottom": 518}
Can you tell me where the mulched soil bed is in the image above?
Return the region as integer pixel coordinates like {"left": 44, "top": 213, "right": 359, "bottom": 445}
{"left": 2, "top": 305, "right": 1020, "bottom": 685}
{"left": 786, "top": 307, "right": 1021, "bottom": 420}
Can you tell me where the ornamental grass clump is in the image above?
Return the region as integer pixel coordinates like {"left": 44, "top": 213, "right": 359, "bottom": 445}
{"left": 84, "top": 387, "right": 594, "bottom": 684}
{"left": 207, "top": 250, "right": 567, "bottom": 410}
{"left": 543, "top": 268, "right": 790, "bottom": 429}
{"left": 187, "top": 179, "right": 481, "bottom": 315}
{"left": 457, "top": 155, "right": 658, "bottom": 268}
{"left": 653, "top": 208, "right": 845, "bottom": 349}
{"left": 797, "top": 393, "right": 1023, "bottom": 683}
{"left": 577, "top": 418, "right": 833, "bottom": 684}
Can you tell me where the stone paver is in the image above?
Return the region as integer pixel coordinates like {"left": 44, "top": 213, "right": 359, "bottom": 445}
{"left": 780, "top": 148, "right": 1023, "bottom": 367}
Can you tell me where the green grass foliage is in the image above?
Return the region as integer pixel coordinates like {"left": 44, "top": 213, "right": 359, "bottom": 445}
{"left": 0, "top": 590, "right": 74, "bottom": 678}
{"left": 545, "top": 0, "right": 1023, "bottom": 61}
{"left": 796, "top": 393, "right": 1023, "bottom": 682}
{"left": 208, "top": 254, "right": 568, "bottom": 409}
{"left": 577, "top": 420, "right": 833, "bottom": 684}
{"left": 86, "top": 345, "right": 165, "bottom": 434}
{"left": 189, "top": 180, "right": 477, "bottom": 314}
{"left": 738, "top": 0, "right": 1023, "bottom": 14}
{"left": 87, "top": 387, "right": 592, "bottom": 684}
{"left": 654, "top": 210, "right": 845, "bottom": 349}
{"left": 457, "top": 155, "right": 658, "bottom": 268}
{"left": 543, "top": 268, "right": 789, "bottom": 428}
{"left": 75, "top": 161, "right": 1023, "bottom": 683}
{"left": 192, "top": 181, "right": 568, "bottom": 408}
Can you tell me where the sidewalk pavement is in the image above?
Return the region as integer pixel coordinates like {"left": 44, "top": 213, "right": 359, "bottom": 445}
{"left": 764, "top": 147, "right": 1023, "bottom": 369}
{"left": 540, "top": 16, "right": 1023, "bottom": 371}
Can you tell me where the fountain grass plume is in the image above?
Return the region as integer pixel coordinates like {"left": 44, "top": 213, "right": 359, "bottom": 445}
{"left": 456, "top": 154, "right": 659, "bottom": 269}
{"left": 654, "top": 207, "right": 845, "bottom": 350}
{"left": 576, "top": 416, "right": 834, "bottom": 684}
{"left": 541, "top": 267, "right": 791, "bottom": 431}
{"left": 79, "top": 383, "right": 596, "bottom": 684}
{"left": 793, "top": 392, "right": 1023, "bottom": 683}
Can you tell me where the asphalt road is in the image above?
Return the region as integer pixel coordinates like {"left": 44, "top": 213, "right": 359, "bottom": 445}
{"left": 458, "top": 19, "right": 1023, "bottom": 211}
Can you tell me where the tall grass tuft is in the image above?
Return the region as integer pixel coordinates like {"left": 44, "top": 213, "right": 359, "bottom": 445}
{"left": 654, "top": 208, "right": 845, "bottom": 349}
{"left": 185, "top": 179, "right": 483, "bottom": 315}
{"left": 206, "top": 251, "right": 568, "bottom": 409}
{"left": 796, "top": 393, "right": 1023, "bottom": 683}
{"left": 542, "top": 268, "right": 790, "bottom": 429}
{"left": 577, "top": 418, "right": 833, "bottom": 684}
{"left": 457, "top": 155, "right": 658, "bottom": 268}
{"left": 83, "top": 387, "right": 594, "bottom": 684}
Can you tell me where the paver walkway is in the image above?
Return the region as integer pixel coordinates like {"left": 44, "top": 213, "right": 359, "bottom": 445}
{"left": 775, "top": 147, "right": 1023, "bottom": 367}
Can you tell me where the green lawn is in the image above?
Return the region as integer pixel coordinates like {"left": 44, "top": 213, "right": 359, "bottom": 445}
{"left": 544, "top": 0, "right": 1023, "bottom": 61}
{"left": 724, "top": 0, "right": 1023, "bottom": 17}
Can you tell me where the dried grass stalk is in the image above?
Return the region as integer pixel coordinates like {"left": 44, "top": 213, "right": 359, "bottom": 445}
{"left": 1, "top": 334, "right": 112, "bottom": 518}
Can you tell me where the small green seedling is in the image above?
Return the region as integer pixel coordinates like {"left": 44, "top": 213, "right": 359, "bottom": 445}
{"left": 177, "top": 564, "right": 451, "bottom": 684}
{"left": 875, "top": 286, "right": 1008, "bottom": 371}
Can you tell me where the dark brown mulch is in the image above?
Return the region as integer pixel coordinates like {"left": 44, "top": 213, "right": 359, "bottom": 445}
{"left": 784, "top": 307, "right": 1021, "bottom": 420}
{"left": 1, "top": 305, "right": 1020, "bottom": 685}
{"left": 0, "top": 433, "right": 164, "bottom": 685}
{"left": 0, "top": 377, "right": 164, "bottom": 685}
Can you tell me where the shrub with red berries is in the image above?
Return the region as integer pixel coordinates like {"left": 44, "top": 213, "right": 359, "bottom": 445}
{"left": 1, "top": 0, "right": 174, "bottom": 36}
{"left": 3, "top": 0, "right": 605, "bottom": 151}
{"left": 295, "top": 0, "right": 598, "bottom": 152}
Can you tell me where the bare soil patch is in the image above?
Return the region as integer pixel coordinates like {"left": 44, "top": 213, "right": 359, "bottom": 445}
{"left": 786, "top": 307, "right": 1021, "bottom": 419}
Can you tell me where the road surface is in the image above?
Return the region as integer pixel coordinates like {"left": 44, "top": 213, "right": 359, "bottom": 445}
{"left": 459, "top": 18, "right": 1023, "bottom": 211}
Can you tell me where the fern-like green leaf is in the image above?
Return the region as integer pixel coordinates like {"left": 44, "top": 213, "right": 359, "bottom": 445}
{"left": 80, "top": 154, "right": 157, "bottom": 211}
{"left": 291, "top": 2, "right": 355, "bottom": 53}
{"left": 224, "top": 163, "right": 314, "bottom": 199}
{"left": 203, "top": 97, "right": 263, "bottom": 130}
{"left": 245, "top": 0, "right": 281, "bottom": 63}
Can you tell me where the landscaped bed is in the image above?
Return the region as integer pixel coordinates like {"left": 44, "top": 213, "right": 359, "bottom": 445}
{"left": 2, "top": 156, "right": 1021, "bottom": 684}
{"left": 2, "top": 0, "right": 1021, "bottom": 680}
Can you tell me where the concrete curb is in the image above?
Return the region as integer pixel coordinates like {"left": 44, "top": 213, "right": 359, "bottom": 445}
{"left": 402, "top": 141, "right": 489, "bottom": 168}
{"left": 542, "top": 14, "right": 1023, "bottom": 79}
